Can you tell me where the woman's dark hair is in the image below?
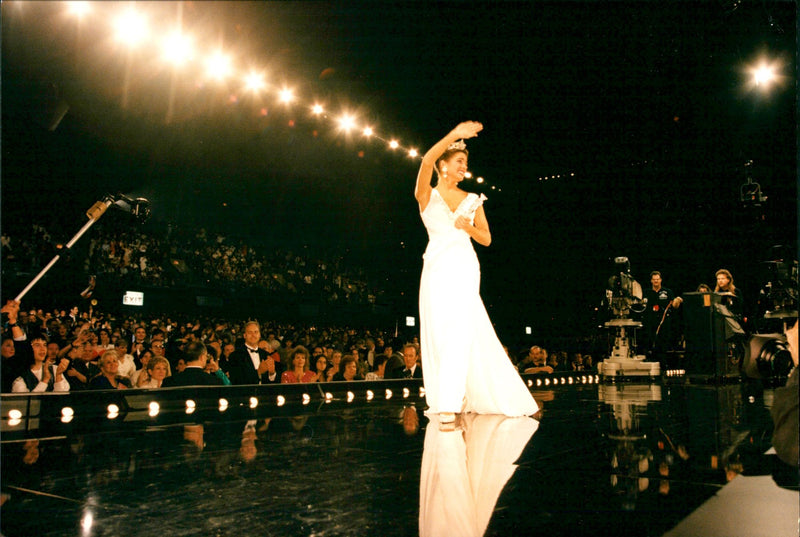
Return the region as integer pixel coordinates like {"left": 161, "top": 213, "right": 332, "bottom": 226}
{"left": 340, "top": 355, "right": 358, "bottom": 370}
{"left": 291, "top": 345, "right": 310, "bottom": 371}
{"left": 432, "top": 147, "right": 468, "bottom": 186}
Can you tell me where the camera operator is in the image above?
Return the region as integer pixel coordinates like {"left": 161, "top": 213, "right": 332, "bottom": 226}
{"left": 770, "top": 320, "right": 798, "bottom": 468}
{"left": 640, "top": 271, "right": 682, "bottom": 368}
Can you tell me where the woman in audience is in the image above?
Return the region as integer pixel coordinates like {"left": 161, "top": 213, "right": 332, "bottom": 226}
{"left": 96, "top": 329, "right": 114, "bottom": 353}
{"left": 332, "top": 355, "right": 362, "bottom": 381}
{"left": 313, "top": 354, "right": 329, "bottom": 382}
{"left": 133, "top": 349, "right": 155, "bottom": 387}
{"left": 89, "top": 350, "right": 132, "bottom": 390}
{"left": 281, "top": 346, "right": 316, "bottom": 383}
{"left": 325, "top": 349, "right": 343, "bottom": 381}
{"left": 138, "top": 356, "right": 171, "bottom": 388}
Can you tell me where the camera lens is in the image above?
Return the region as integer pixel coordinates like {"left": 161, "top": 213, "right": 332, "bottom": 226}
{"left": 754, "top": 338, "right": 793, "bottom": 379}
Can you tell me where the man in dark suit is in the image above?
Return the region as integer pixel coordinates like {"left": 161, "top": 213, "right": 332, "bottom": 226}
{"left": 382, "top": 343, "right": 405, "bottom": 380}
{"left": 163, "top": 341, "right": 222, "bottom": 387}
{"left": 399, "top": 343, "right": 423, "bottom": 379}
{"left": 227, "top": 321, "right": 283, "bottom": 385}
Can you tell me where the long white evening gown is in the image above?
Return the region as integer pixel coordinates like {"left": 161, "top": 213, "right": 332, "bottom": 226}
{"left": 419, "top": 188, "right": 538, "bottom": 416}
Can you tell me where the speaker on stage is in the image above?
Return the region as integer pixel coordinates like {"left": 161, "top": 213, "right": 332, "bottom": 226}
{"left": 682, "top": 292, "right": 741, "bottom": 378}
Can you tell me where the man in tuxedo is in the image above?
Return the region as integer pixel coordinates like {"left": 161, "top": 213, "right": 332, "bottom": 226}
{"left": 227, "top": 321, "right": 283, "bottom": 385}
{"left": 400, "top": 343, "right": 423, "bottom": 379}
{"left": 163, "top": 341, "right": 222, "bottom": 387}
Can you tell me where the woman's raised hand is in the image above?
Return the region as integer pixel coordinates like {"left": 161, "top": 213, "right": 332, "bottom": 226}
{"left": 451, "top": 121, "right": 483, "bottom": 140}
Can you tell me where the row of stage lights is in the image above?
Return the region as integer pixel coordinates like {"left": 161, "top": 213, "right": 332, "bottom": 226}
{"left": 527, "top": 374, "right": 600, "bottom": 388}
{"left": 33, "top": 5, "right": 786, "bottom": 193}
{"left": 5, "top": 385, "right": 428, "bottom": 425}
{"left": 3, "top": 374, "right": 609, "bottom": 426}
{"left": 26, "top": 2, "right": 499, "bottom": 182}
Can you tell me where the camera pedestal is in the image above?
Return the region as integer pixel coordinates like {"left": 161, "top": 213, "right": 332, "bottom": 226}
{"left": 599, "top": 319, "right": 661, "bottom": 377}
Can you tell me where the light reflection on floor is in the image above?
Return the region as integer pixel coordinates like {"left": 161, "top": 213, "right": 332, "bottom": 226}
{"left": 1, "top": 379, "right": 796, "bottom": 537}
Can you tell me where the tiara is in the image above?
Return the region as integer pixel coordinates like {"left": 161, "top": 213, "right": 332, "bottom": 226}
{"left": 447, "top": 139, "right": 467, "bottom": 152}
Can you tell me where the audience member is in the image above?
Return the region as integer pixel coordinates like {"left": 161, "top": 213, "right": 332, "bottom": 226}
{"left": 516, "top": 346, "right": 541, "bottom": 373}
{"left": 281, "top": 346, "right": 317, "bottom": 383}
{"left": 383, "top": 344, "right": 406, "bottom": 380}
{"left": 399, "top": 344, "right": 422, "bottom": 379}
{"left": 139, "top": 356, "right": 171, "bottom": 388}
{"left": 114, "top": 339, "right": 137, "bottom": 381}
{"left": 570, "top": 353, "right": 585, "bottom": 371}
{"left": 163, "top": 341, "right": 222, "bottom": 387}
{"left": 520, "top": 346, "right": 554, "bottom": 374}
{"left": 89, "top": 350, "right": 132, "bottom": 390}
{"left": 312, "top": 354, "right": 329, "bottom": 382}
{"left": 365, "top": 355, "right": 388, "bottom": 381}
{"left": 203, "top": 353, "right": 231, "bottom": 386}
{"left": 227, "top": 321, "right": 283, "bottom": 385}
{"left": 66, "top": 341, "right": 100, "bottom": 390}
{"left": 332, "top": 355, "right": 362, "bottom": 381}
{"left": 11, "top": 333, "right": 70, "bottom": 393}
{"left": 133, "top": 349, "right": 155, "bottom": 387}
{"left": 2, "top": 301, "right": 27, "bottom": 392}
{"left": 325, "top": 349, "right": 343, "bottom": 382}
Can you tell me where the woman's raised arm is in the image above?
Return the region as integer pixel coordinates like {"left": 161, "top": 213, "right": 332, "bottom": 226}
{"left": 415, "top": 121, "right": 483, "bottom": 211}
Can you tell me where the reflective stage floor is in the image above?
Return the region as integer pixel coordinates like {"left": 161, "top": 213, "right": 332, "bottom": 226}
{"left": 1, "top": 376, "right": 797, "bottom": 537}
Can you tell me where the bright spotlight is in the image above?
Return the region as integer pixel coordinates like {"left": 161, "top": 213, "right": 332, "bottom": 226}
{"left": 8, "top": 409, "right": 22, "bottom": 420}
{"left": 162, "top": 32, "right": 193, "bottom": 66}
{"left": 66, "top": 1, "right": 91, "bottom": 18}
{"left": 148, "top": 402, "right": 160, "bottom": 417}
{"left": 205, "top": 51, "right": 232, "bottom": 81}
{"left": 389, "top": 140, "right": 399, "bottom": 149}
{"left": 277, "top": 395, "right": 286, "bottom": 406}
{"left": 244, "top": 71, "right": 266, "bottom": 93}
{"left": 366, "top": 390, "right": 374, "bottom": 401}
{"left": 464, "top": 171, "right": 472, "bottom": 179}
{"left": 753, "top": 64, "right": 776, "bottom": 86}
{"left": 302, "top": 393, "right": 311, "bottom": 405}
{"left": 745, "top": 54, "right": 787, "bottom": 92}
{"left": 249, "top": 397, "right": 259, "bottom": 409}
{"left": 408, "top": 149, "right": 418, "bottom": 158}
{"left": 476, "top": 177, "right": 484, "bottom": 184}
{"left": 218, "top": 398, "right": 229, "bottom": 411}
{"left": 279, "top": 88, "right": 295, "bottom": 104}
{"left": 312, "top": 104, "right": 324, "bottom": 115}
{"left": 347, "top": 391, "right": 355, "bottom": 403}
{"left": 338, "top": 114, "right": 356, "bottom": 131}
{"left": 362, "top": 126, "right": 374, "bottom": 137}
{"left": 113, "top": 10, "right": 148, "bottom": 48}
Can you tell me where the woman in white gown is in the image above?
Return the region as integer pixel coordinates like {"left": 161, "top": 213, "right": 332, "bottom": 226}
{"left": 414, "top": 122, "right": 538, "bottom": 421}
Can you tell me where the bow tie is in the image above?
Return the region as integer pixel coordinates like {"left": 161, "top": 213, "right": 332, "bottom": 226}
{"left": 247, "top": 347, "right": 259, "bottom": 354}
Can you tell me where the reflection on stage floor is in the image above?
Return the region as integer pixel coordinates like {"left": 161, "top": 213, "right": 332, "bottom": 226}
{"left": 1, "top": 376, "right": 797, "bottom": 536}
